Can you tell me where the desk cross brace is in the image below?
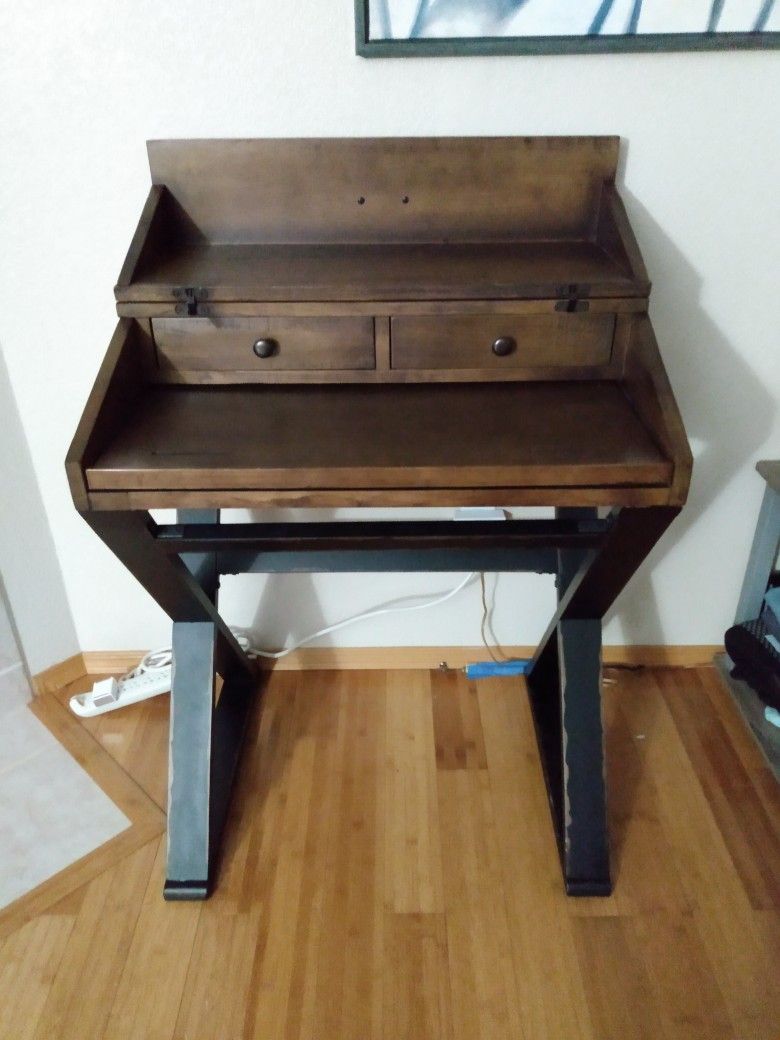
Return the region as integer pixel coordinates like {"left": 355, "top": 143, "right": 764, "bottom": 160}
{"left": 83, "top": 506, "right": 678, "bottom": 899}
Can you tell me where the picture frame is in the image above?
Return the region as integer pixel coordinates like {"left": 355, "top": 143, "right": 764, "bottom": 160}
{"left": 355, "top": 0, "right": 779, "bottom": 56}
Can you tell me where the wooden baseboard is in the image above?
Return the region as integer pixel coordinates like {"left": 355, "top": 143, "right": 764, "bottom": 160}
{"left": 35, "top": 644, "right": 725, "bottom": 686}
{"left": 601, "top": 645, "right": 723, "bottom": 668}
{"left": 256, "top": 644, "right": 723, "bottom": 670}
{"left": 31, "top": 653, "right": 87, "bottom": 696}
{"left": 78, "top": 650, "right": 147, "bottom": 676}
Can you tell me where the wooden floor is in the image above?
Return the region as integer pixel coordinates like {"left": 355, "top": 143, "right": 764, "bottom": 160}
{"left": 1, "top": 666, "right": 778, "bottom": 1040}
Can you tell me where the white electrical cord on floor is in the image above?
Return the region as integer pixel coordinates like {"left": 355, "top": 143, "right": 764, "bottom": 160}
{"left": 138, "top": 571, "right": 475, "bottom": 665}
{"left": 244, "top": 571, "right": 476, "bottom": 660}
{"left": 71, "top": 572, "right": 478, "bottom": 716}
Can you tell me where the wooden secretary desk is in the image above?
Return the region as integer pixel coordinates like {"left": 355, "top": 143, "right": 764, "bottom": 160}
{"left": 67, "top": 137, "right": 691, "bottom": 900}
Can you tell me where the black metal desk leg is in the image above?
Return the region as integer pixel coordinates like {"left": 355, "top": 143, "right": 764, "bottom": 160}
{"left": 82, "top": 510, "right": 252, "bottom": 676}
{"left": 178, "top": 508, "right": 220, "bottom": 602}
{"left": 555, "top": 616, "right": 608, "bottom": 893}
{"left": 167, "top": 509, "right": 259, "bottom": 899}
{"left": 527, "top": 506, "right": 679, "bottom": 895}
{"left": 83, "top": 509, "right": 256, "bottom": 900}
{"left": 166, "top": 510, "right": 215, "bottom": 898}
{"left": 166, "top": 620, "right": 217, "bottom": 898}
{"left": 163, "top": 613, "right": 256, "bottom": 898}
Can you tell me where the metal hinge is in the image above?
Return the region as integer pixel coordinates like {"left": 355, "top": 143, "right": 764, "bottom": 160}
{"left": 555, "top": 284, "right": 590, "bottom": 313}
{"left": 172, "top": 286, "right": 209, "bottom": 316}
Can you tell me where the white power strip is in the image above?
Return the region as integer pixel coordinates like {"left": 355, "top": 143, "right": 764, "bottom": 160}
{"left": 69, "top": 665, "right": 172, "bottom": 718}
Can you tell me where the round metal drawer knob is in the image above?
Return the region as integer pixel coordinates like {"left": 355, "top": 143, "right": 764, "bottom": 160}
{"left": 492, "top": 336, "right": 516, "bottom": 357}
{"left": 252, "top": 337, "right": 278, "bottom": 359}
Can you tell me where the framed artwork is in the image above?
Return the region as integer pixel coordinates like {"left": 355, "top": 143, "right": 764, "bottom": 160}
{"left": 355, "top": 0, "right": 779, "bottom": 55}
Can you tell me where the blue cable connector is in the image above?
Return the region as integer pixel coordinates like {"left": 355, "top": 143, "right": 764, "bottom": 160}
{"left": 464, "top": 659, "right": 531, "bottom": 680}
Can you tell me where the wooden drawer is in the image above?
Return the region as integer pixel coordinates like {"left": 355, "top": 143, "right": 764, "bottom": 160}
{"left": 152, "top": 316, "right": 375, "bottom": 373}
{"left": 391, "top": 313, "right": 614, "bottom": 370}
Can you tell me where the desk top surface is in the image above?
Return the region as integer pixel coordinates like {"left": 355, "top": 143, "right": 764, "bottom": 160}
{"left": 87, "top": 381, "right": 671, "bottom": 498}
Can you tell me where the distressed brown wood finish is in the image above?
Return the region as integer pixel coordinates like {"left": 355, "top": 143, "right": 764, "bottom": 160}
{"left": 65, "top": 321, "right": 146, "bottom": 509}
{"left": 145, "top": 136, "right": 622, "bottom": 246}
{"left": 152, "top": 315, "right": 375, "bottom": 375}
{"left": 391, "top": 312, "right": 615, "bottom": 369}
{"left": 86, "top": 382, "right": 671, "bottom": 494}
{"left": 69, "top": 136, "right": 688, "bottom": 508}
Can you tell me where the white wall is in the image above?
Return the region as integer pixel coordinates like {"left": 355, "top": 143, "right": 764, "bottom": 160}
{"left": 0, "top": 583, "right": 33, "bottom": 712}
{"left": 0, "top": 348, "right": 79, "bottom": 674}
{"left": 1, "top": 2, "right": 777, "bottom": 666}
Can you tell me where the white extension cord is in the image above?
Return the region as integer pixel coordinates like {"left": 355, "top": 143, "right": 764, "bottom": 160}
{"left": 69, "top": 574, "right": 476, "bottom": 718}
{"left": 69, "top": 648, "right": 175, "bottom": 718}
{"left": 248, "top": 571, "right": 474, "bottom": 659}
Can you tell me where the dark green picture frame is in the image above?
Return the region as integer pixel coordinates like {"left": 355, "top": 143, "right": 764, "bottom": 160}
{"left": 355, "top": 0, "right": 780, "bottom": 56}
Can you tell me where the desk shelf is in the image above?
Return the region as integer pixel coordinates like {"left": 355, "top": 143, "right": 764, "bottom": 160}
{"left": 115, "top": 136, "right": 649, "bottom": 310}
{"left": 123, "top": 239, "right": 640, "bottom": 305}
